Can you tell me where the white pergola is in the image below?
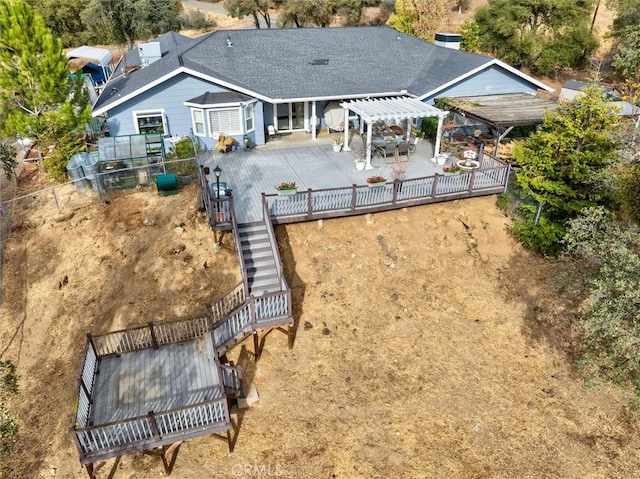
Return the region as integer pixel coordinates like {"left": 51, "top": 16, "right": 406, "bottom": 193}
{"left": 340, "top": 97, "right": 447, "bottom": 169}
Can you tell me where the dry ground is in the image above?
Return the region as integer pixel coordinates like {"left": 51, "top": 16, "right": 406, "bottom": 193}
{"left": 2, "top": 169, "right": 640, "bottom": 478}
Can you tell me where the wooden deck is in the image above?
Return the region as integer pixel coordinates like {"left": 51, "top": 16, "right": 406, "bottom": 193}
{"left": 198, "top": 138, "right": 439, "bottom": 224}
{"left": 90, "top": 335, "right": 223, "bottom": 426}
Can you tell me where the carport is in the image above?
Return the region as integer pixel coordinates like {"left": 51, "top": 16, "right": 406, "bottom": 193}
{"left": 340, "top": 97, "right": 446, "bottom": 169}
{"left": 66, "top": 46, "right": 113, "bottom": 87}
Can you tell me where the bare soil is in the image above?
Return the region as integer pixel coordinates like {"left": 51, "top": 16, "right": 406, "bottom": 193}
{"left": 2, "top": 167, "right": 640, "bottom": 478}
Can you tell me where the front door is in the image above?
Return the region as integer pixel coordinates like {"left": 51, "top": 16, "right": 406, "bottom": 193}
{"left": 276, "top": 102, "right": 305, "bottom": 131}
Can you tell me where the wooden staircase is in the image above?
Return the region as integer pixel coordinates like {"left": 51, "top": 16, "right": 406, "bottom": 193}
{"left": 198, "top": 168, "right": 292, "bottom": 358}
{"left": 238, "top": 222, "right": 283, "bottom": 296}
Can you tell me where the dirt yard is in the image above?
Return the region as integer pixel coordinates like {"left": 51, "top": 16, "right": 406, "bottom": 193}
{"left": 1, "top": 167, "right": 640, "bottom": 479}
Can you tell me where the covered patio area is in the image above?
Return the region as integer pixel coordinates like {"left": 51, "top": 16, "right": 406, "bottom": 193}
{"left": 438, "top": 93, "right": 557, "bottom": 157}
{"left": 339, "top": 97, "right": 447, "bottom": 169}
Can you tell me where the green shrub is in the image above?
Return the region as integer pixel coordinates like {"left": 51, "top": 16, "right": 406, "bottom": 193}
{"left": 619, "top": 161, "right": 640, "bottom": 223}
{"left": 0, "top": 360, "right": 18, "bottom": 461}
{"left": 179, "top": 10, "right": 216, "bottom": 30}
{"left": 42, "top": 135, "right": 85, "bottom": 182}
{"left": 0, "top": 142, "right": 17, "bottom": 180}
{"left": 510, "top": 213, "right": 566, "bottom": 256}
{"left": 168, "top": 137, "right": 197, "bottom": 159}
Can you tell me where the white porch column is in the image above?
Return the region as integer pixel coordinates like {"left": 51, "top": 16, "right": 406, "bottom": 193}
{"left": 343, "top": 108, "right": 351, "bottom": 151}
{"left": 365, "top": 124, "right": 373, "bottom": 170}
{"left": 311, "top": 101, "right": 317, "bottom": 141}
{"left": 432, "top": 112, "right": 448, "bottom": 161}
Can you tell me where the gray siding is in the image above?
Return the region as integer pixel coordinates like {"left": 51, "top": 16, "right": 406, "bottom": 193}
{"left": 424, "top": 65, "right": 539, "bottom": 104}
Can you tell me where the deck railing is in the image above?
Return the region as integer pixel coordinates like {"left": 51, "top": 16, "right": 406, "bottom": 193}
{"left": 264, "top": 162, "right": 510, "bottom": 223}
{"left": 71, "top": 394, "right": 229, "bottom": 464}
{"left": 260, "top": 198, "right": 288, "bottom": 291}
{"left": 220, "top": 363, "right": 243, "bottom": 396}
{"left": 199, "top": 165, "right": 233, "bottom": 231}
{"left": 207, "top": 280, "right": 246, "bottom": 323}
{"left": 212, "top": 289, "right": 292, "bottom": 353}
{"left": 75, "top": 339, "right": 98, "bottom": 428}
{"left": 91, "top": 315, "right": 212, "bottom": 358}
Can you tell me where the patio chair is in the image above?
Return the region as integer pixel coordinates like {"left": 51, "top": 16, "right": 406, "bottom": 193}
{"left": 267, "top": 125, "right": 281, "bottom": 141}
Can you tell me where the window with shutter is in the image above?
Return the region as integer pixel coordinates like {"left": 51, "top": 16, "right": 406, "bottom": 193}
{"left": 209, "top": 108, "right": 242, "bottom": 136}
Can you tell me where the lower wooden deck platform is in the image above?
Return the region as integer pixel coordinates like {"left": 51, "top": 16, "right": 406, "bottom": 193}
{"left": 90, "top": 335, "right": 222, "bottom": 426}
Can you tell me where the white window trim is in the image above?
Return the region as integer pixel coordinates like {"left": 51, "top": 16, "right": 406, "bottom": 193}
{"left": 133, "top": 109, "right": 167, "bottom": 135}
{"left": 244, "top": 104, "right": 255, "bottom": 133}
{"left": 191, "top": 108, "right": 206, "bottom": 137}
{"left": 208, "top": 107, "right": 243, "bottom": 137}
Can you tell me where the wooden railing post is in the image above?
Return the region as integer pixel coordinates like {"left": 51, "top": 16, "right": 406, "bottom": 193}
{"left": 86, "top": 333, "right": 97, "bottom": 358}
{"left": 503, "top": 164, "right": 511, "bottom": 192}
{"left": 431, "top": 174, "right": 439, "bottom": 198}
{"left": 469, "top": 168, "right": 476, "bottom": 193}
{"left": 392, "top": 180, "right": 398, "bottom": 204}
{"left": 351, "top": 184, "right": 357, "bottom": 211}
{"left": 149, "top": 322, "right": 159, "bottom": 349}
{"left": 306, "top": 188, "right": 313, "bottom": 219}
{"left": 148, "top": 411, "right": 161, "bottom": 441}
{"left": 80, "top": 378, "right": 92, "bottom": 405}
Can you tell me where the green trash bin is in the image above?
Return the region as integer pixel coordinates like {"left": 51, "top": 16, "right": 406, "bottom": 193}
{"left": 155, "top": 173, "right": 179, "bottom": 196}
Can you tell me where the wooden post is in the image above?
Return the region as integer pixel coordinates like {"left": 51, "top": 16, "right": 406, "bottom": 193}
{"left": 469, "top": 169, "right": 476, "bottom": 193}
{"left": 148, "top": 322, "right": 159, "bottom": 349}
{"left": 287, "top": 324, "right": 294, "bottom": 349}
{"left": 148, "top": 411, "right": 161, "bottom": 441}
{"left": 253, "top": 332, "right": 260, "bottom": 361}
{"left": 306, "top": 188, "right": 313, "bottom": 219}
{"left": 350, "top": 184, "right": 357, "bottom": 211}
{"left": 431, "top": 173, "right": 440, "bottom": 198}
{"left": 392, "top": 180, "right": 398, "bottom": 204}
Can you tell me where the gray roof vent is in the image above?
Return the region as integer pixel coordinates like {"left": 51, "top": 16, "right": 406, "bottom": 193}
{"left": 225, "top": 35, "right": 233, "bottom": 47}
{"left": 310, "top": 59, "right": 329, "bottom": 66}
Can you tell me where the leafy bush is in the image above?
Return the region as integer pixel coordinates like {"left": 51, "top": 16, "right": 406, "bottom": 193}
{"left": 420, "top": 116, "right": 439, "bottom": 141}
{"left": 0, "top": 360, "right": 18, "bottom": 461}
{"left": 510, "top": 211, "right": 566, "bottom": 257}
{"left": 618, "top": 161, "right": 640, "bottom": 223}
{"left": 42, "top": 135, "right": 85, "bottom": 182}
{"left": 168, "top": 137, "right": 197, "bottom": 159}
{"left": 0, "top": 141, "right": 17, "bottom": 180}
{"left": 563, "top": 207, "right": 640, "bottom": 396}
{"left": 179, "top": 10, "right": 216, "bottom": 30}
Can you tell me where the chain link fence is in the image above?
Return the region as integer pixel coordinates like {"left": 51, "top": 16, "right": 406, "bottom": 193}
{"left": 0, "top": 157, "right": 198, "bottom": 297}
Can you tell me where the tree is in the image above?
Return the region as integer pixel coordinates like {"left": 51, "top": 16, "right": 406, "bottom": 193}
{"left": 0, "top": 0, "right": 90, "bottom": 166}
{"left": 279, "top": 0, "right": 335, "bottom": 27}
{"left": 473, "top": 0, "right": 598, "bottom": 75}
{"left": 562, "top": 207, "right": 640, "bottom": 396}
{"left": 510, "top": 83, "right": 621, "bottom": 255}
{"left": 0, "top": 360, "right": 18, "bottom": 461}
{"left": 387, "top": 0, "right": 448, "bottom": 42}
{"left": 224, "top": 0, "right": 274, "bottom": 29}
{"left": 81, "top": 0, "right": 182, "bottom": 50}
{"left": 459, "top": 19, "right": 481, "bottom": 53}
{"left": 28, "top": 0, "right": 87, "bottom": 48}
{"left": 611, "top": 25, "right": 640, "bottom": 82}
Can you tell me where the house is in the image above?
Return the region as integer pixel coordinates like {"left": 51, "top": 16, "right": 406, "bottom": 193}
{"left": 560, "top": 79, "right": 637, "bottom": 117}
{"left": 92, "top": 27, "right": 553, "bottom": 149}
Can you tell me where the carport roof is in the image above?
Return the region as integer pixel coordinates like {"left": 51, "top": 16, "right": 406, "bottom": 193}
{"left": 66, "top": 46, "right": 113, "bottom": 67}
{"left": 340, "top": 97, "right": 443, "bottom": 123}
{"left": 439, "top": 93, "right": 558, "bottom": 130}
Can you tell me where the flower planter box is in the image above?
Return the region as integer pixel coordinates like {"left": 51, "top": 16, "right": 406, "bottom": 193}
{"left": 276, "top": 188, "right": 298, "bottom": 196}
{"left": 367, "top": 181, "right": 387, "bottom": 188}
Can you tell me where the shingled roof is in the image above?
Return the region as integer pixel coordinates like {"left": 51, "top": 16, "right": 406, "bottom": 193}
{"left": 94, "top": 26, "right": 550, "bottom": 115}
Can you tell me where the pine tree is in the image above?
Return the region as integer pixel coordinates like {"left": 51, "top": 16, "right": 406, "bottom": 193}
{"left": 0, "top": 0, "right": 90, "bottom": 166}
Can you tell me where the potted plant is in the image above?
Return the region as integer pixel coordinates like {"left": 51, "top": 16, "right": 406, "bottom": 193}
{"left": 332, "top": 136, "right": 343, "bottom": 152}
{"left": 366, "top": 175, "right": 387, "bottom": 187}
{"left": 275, "top": 181, "right": 298, "bottom": 196}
